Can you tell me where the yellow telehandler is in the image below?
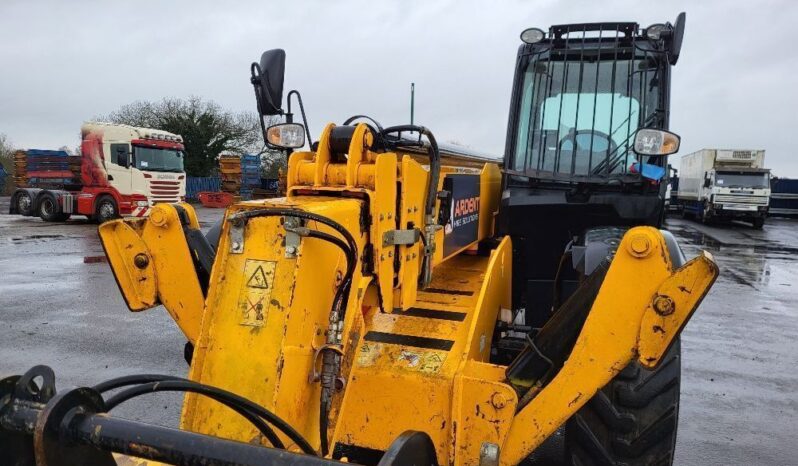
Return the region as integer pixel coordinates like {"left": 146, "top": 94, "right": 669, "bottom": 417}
{"left": 0, "top": 13, "right": 716, "bottom": 466}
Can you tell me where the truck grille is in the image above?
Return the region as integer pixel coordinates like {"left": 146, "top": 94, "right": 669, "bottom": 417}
{"left": 714, "top": 194, "right": 768, "bottom": 205}
{"left": 148, "top": 180, "right": 182, "bottom": 204}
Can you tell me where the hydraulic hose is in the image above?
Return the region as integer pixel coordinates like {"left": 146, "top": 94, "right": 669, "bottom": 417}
{"left": 381, "top": 125, "right": 441, "bottom": 221}
{"left": 381, "top": 125, "right": 442, "bottom": 288}
{"left": 230, "top": 208, "right": 358, "bottom": 323}
{"left": 102, "top": 379, "right": 316, "bottom": 455}
{"left": 229, "top": 207, "right": 358, "bottom": 456}
{"left": 93, "top": 374, "right": 284, "bottom": 449}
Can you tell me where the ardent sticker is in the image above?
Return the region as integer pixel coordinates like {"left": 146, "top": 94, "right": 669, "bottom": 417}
{"left": 238, "top": 259, "right": 277, "bottom": 327}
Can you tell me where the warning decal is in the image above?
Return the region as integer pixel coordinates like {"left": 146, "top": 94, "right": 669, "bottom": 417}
{"left": 247, "top": 264, "right": 271, "bottom": 289}
{"left": 356, "top": 341, "right": 447, "bottom": 374}
{"left": 238, "top": 259, "right": 277, "bottom": 327}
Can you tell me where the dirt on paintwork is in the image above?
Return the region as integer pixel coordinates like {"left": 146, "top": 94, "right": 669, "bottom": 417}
{"left": 0, "top": 198, "right": 796, "bottom": 465}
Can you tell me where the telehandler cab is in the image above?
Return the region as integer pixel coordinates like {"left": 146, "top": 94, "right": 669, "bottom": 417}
{"left": 0, "top": 12, "right": 717, "bottom": 466}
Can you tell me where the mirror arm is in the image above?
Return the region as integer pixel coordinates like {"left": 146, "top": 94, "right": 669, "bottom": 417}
{"left": 286, "top": 90, "right": 313, "bottom": 148}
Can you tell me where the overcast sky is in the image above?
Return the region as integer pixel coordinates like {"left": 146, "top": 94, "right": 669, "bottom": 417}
{"left": 1, "top": 0, "right": 796, "bottom": 176}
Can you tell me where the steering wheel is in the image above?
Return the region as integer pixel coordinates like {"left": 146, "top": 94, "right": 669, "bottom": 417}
{"left": 557, "top": 129, "right": 617, "bottom": 175}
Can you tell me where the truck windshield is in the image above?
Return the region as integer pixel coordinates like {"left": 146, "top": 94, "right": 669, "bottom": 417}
{"left": 716, "top": 172, "right": 769, "bottom": 189}
{"left": 512, "top": 50, "right": 664, "bottom": 181}
{"left": 133, "top": 146, "right": 185, "bottom": 173}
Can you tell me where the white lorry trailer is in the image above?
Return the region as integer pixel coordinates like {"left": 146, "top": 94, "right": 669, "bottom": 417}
{"left": 676, "top": 148, "right": 770, "bottom": 228}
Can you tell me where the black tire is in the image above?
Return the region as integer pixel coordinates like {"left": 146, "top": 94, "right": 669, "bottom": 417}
{"left": 37, "top": 193, "right": 62, "bottom": 222}
{"left": 565, "top": 339, "right": 681, "bottom": 466}
{"left": 95, "top": 195, "right": 118, "bottom": 223}
{"left": 699, "top": 203, "right": 711, "bottom": 224}
{"left": 752, "top": 217, "right": 765, "bottom": 229}
{"left": 15, "top": 191, "right": 35, "bottom": 216}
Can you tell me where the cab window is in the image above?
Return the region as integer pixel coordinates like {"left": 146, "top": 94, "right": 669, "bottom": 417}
{"left": 110, "top": 144, "right": 130, "bottom": 168}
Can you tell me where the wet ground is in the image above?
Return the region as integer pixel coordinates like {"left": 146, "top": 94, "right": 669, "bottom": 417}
{"left": 0, "top": 197, "right": 796, "bottom": 465}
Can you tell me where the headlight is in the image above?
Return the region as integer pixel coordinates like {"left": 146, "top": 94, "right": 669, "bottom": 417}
{"left": 137, "top": 201, "right": 149, "bottom": 207}
{"left": 266, "top": 123, "right": 306, "bottom": 149}
{"left": 520, "top": 28, "right": 545, "bottom": 44}
{"left": 633, "top": 129, "right": 681, "bottom": 156}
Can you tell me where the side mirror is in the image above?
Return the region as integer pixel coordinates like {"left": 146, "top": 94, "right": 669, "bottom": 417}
{"left": 703, "top": 176, "right": 711, "bottom": 188}
{"left": 251, "top": 49, "right": 286, "bottom": 116}
{"left": 669, "top": 12, "right": 686, "bottom": 64}
{"left": 633, "top": 129, "right": 680, "bottom": 156}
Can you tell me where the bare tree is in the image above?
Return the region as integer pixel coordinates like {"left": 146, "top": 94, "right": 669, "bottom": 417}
{"left": 0, "top": 133, "right": 15, "bottom": 159}
{"left": 0, "top": 133, "right": 15, "bottom": 194}
{"left": 98, "top": 96, "right": 278, "bottom": 176}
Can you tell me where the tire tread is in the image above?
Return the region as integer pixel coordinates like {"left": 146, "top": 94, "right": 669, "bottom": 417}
{"left": 565, "top": 339, "right": 681, "bottom": 466}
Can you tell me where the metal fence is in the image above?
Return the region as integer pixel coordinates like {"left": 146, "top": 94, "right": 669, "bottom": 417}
{"left": 186, "top": 176, "right": 221, "bottom": 200}
{"left": 770, "top": 178, "right": 798, "bottom": 217}
{"left": 0, "top": 163, "right": 10, "bottom": 196}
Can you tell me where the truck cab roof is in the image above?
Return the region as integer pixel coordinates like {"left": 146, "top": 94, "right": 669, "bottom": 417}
{"left": 81, "top": 122, "right": 183, "bottom": 144}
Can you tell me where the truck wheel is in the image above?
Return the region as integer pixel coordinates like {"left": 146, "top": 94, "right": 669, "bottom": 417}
{"left": 37, "top": 193, "right": 62, "bottom": 222}
{"left": 15, "top": 191, "right": 34, "bottom": 216}
{"left": 700, "top": 206, "right": 711, "bottom": 224}
{"left": 565, "top": 339, "right": 681, "bottom": 466}
{"left": 95, "top": 196, "right": 118, "bottom": 223}
{"left": 752, "top": 217, "right": 765, "bottom": 229}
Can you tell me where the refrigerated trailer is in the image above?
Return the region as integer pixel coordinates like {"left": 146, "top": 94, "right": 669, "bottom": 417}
{"left": 675, "top": 148, "right": 770, "bottom": 228}
{"left": 9, "top": 122, "right": 187, "bottom": 223}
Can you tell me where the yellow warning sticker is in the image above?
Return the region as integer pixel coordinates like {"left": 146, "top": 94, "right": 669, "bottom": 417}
{"left": 356, "top": 341, "right": 447, "bottom": 374}
{"left": 238, "top": 259, "right": 277, "bottom": 327}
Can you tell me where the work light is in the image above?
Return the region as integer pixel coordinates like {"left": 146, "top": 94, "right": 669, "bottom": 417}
{"left": 520, "top": 28, "right": 545, "bottom": 44}
{"left": 645, "top": 23, "right": 668, "bottom": 40}
{"left": 267, "top": 123, "right": 306, "bottom": 149}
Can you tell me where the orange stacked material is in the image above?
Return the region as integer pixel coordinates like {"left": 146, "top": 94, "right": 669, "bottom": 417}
{"left": 13, "top": 150, "right": 27, "bottom": 187}
{"left": 218, "top": 155, "right": 242, "bottom": 194}
{"left": 68, "top": 155, "right": 82, "bottom": 179}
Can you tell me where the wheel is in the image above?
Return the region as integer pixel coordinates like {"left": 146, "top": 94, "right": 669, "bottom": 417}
{"left": 699, "top": 205, "right": 711, "bottom": 224}
{"left": 37, "top": 194, "right": 62, "bottom": 222}
{"left": 15, "top": 191, "right": 34, "bottom": 216}
{"left": 752, "top": 217, "right": 765, "bottom": 229}
{"left": 565, "top": 339, "right": 681, "bottom": 466}
{"left": 95, "top": 195, "right": 118, "bottom": 223}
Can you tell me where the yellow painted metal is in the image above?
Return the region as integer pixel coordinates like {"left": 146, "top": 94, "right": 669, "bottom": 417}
{"left": 451, "top": 361, "right": 517, "bottom": 465}
{"left": 478, "top": 163, "right": 501, "bottom": 239}
{"left": 99, "top": 203, "right": 205, "bottom": 343}
{"left": 638, "top": 251, "right": 718, "bottom": 369}
{"left": 394, "top": 155, "right": 427, "bottom": 310}
{"left": 99, "top": 218, "right": 157, "bottom": 310}
{"left": 100, "top": 120, "right": 719, "bottom": 466}
{"left": 181, "top": 196, "right": 369, "bottom": 451}
{"left": 331, "top": 236, "right": 513, "bottom": 465}
{"left": 500, "top": 227, "right": 718, "bottom": 465}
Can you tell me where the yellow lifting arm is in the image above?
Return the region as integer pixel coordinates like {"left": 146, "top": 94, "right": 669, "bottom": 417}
{"left": 99, "top": 203, "right": 206, "bottom": 343}
{"left": 501, "top": 227, "right": 718, "bottom": 465}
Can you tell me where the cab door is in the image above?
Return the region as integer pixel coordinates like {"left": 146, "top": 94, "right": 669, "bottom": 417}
{"left": 106, "top": 143, "right": 133, "bottom": 195}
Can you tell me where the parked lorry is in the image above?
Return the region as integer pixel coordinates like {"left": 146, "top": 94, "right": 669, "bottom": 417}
{"left": 9, "top": 122, "right": 186, "bottom": 223}
{"left": 675, "top": 148, "right": 770, "bottom": 228}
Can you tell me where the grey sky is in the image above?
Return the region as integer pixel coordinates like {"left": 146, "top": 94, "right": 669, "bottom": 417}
{"left": 2, "top": 0, "right": 797, "bottom": 176}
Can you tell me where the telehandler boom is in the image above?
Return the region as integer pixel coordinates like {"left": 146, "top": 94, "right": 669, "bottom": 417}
{"left": 0, "top": 13, "right": 716, "bottom": 466}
